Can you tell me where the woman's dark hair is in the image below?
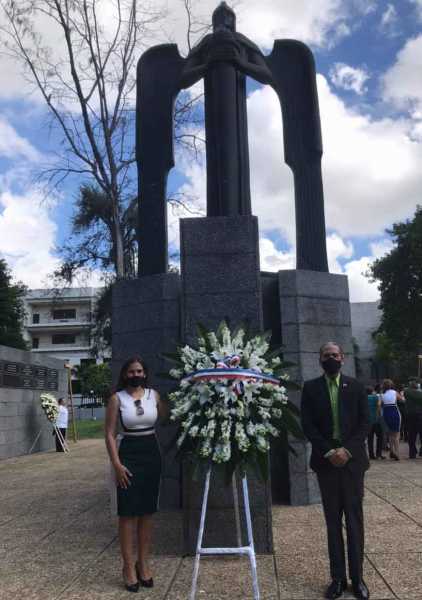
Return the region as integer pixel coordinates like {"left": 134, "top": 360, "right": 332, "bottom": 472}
{"left": 374, "top": 383, "right": 381, "bottom": 393}
{"left": 366, "top": 386, "right": 374, "bottom": 395}
{"left": 58, "top": 397, "right": 65, "bottom": 405}
{"left": 116, "top": 356, "right": 149, "bottom": 391}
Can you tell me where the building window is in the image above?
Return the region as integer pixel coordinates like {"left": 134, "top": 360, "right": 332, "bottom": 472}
{"left": 32, "top": 313, "right": 40, "bottom": 324}
{"left": 80, "top": 358, "right": 96, "bottom": 369}
{"left": 32, "top": 337, "right": 39, "bottom": 349}
{"left": 52, "top": 333, "right": 76, "bottom": 345}
{"left": 53, "top": 309, "right": 76, "bottom": 320}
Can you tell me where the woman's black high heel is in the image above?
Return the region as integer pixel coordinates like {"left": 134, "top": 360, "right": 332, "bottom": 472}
{"left": 122, "top": 568, "right": 139, "bottom": 593}
{"left": 135, "top": 562, "right": 154, "bottom": 588}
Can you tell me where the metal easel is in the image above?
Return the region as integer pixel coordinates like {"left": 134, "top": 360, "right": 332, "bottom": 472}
{"left": 189, "top": 467, "right": 260, "bottom": 600}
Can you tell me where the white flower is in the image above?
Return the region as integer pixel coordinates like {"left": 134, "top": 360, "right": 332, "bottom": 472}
{"left": 170, "top": 368, "right": 182, "bottom": 379}
{"left": 213, "top": 440, "right": 231, "bottom": 463}
{"left": 256, "top": 436, "right": 269, "bottom": 452}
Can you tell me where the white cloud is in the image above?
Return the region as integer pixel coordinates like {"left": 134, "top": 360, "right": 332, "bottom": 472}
{"left": 379, "top": 3, "right": 398, "bottom": 35}
{"left": 327, "top": 233, "right": 354, "bottom": 272}
{"left": 259, "top": 238, "right": 295, "bottom": 271}
{"left": 0, "top": 187, "right": 61, "bottom": 288}
{"left": 329, "top": 62, "right": 370, "bottom": 95}
{"left": 382, "top": 35, "right": 422, "bottom": 114}
{"left": 410, "top": 0, "right": 422, "bottom": 20}
{"left": 343, "top": 256, "right": 380, "bottom": 302}
{"left": 0, "top": 117, "right": 41, "bottom": 161}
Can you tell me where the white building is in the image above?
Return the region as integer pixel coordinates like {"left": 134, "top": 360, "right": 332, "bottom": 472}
{"left": 24, "top": 287, "right": 104, "bottom": 368}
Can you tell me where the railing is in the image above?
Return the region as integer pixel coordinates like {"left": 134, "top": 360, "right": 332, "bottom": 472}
{"left": 79, "top": 394, "right": 106, "bottom": 408}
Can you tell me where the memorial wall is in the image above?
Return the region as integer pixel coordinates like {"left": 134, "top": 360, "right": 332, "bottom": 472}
{"left": 0, "top": 345, "right": 67, "bottom": 459}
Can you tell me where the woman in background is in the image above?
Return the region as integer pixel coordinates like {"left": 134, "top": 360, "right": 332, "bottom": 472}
{"left": 367, "top": 386, "right": 384, "bottom": 459}
{"left": 105, "top": 356, "right": 165, "bottom": 592}
{"left": 381, "top": 379, "right": 401, "bottom": 461}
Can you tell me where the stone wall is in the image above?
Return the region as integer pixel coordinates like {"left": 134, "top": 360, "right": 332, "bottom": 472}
{"left": 0, "top": 346, "right": 67, "bottom": 459}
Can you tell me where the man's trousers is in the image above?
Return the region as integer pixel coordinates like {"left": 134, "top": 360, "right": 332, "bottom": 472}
{"left": 317, "top": 466, "right": 365, "bottom": 583}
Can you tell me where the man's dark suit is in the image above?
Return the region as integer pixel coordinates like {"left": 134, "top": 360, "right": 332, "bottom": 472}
{"left": 301, "top": 374, "right": 370, "bottom": 584}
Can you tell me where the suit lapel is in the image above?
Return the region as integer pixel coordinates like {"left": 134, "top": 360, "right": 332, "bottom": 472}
{"left": 338, "top": 374, "right": 348, "bottom": 436}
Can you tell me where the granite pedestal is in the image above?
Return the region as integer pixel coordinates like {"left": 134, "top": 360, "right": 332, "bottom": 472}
{"left": 112, "top": 273, "right": 182, "bottom": 508}
{"left": 180, "top": 215, "right": 273, "bottom": 554}
{"left": 278, "top": 270, "right": 355, "bottom": 505}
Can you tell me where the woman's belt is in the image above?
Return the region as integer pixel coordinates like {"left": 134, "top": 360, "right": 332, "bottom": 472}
{"left": 121, "top": 426, "right": 155, "bottom": 436}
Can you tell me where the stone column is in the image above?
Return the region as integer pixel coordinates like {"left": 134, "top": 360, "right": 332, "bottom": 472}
{"left": 278, "top": 270, "right": 355, "bottom": 505}
{"left": 180, "top": 215, "right": 273, "bottom": 554}
{"left": 112, "top": 273, "right": 182, "bottom": 508}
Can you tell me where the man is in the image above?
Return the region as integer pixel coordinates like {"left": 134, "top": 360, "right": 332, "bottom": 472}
{"left": 301, "top": 342, "right": 370, "bottom": 600}
{"left": 55, "top": 397, "right": 69, "bottom": 452}
{"left": 404, "top": 380, "right": 422, "bottom": 459}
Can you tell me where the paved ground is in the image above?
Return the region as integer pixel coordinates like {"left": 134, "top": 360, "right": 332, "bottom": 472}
{"left": 0, "top": 439, "right": 421, "bottom": 600}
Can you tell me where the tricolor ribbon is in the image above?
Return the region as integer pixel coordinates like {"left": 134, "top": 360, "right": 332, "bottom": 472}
{"left": 181, "top": 368, "right": 281, "bottom": 386}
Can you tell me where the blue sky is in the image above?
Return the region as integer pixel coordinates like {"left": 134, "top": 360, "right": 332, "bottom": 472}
{"left": 0, "top": 0, "right": 422, "bottom": 302}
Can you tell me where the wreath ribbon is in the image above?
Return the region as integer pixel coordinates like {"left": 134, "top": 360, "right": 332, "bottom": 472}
{"left": 182, "top": 368, "right": 281, "bottom": 386}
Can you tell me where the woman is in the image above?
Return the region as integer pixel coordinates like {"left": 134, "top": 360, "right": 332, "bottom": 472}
{"left": 366, "top": 385, "right": 384, "bottom": 459}
{"left": 381, "top": 379, "right": 401, "bottom": 461}
{"left": 105, "top": 356, "right": 165, "bottom": 592}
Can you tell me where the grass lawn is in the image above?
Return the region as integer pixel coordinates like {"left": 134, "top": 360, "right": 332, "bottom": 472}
{"left": 73, "top": 419, "right": 105, "bottom": 439}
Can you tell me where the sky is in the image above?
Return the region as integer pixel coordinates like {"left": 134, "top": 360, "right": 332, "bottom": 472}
{"left": 0, "top": 0, "right": 422, "bottom": 302}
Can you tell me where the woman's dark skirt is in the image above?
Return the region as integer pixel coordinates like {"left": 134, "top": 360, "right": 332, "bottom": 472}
{"left": 383, "top": 404, "right": 401, "bottom": 433}
{"left": 117, "top": 435, "right": 161, "bottom": 517}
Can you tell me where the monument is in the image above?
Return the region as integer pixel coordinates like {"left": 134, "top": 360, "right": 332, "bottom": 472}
{"left": 112, "top": 2, "right": 355, "bottom": 553}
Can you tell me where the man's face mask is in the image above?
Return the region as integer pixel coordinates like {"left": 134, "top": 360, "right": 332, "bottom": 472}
{"left": 321, "top": 357, "right": 342, "bottom": 375}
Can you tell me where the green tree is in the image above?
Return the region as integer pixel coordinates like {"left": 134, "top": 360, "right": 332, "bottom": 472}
{"left": 369, "top": 206, "right": 422, "bottom": 378}
{"left": 0, "top": 259, "right": 28, "bottom": 350}
{"left": 77, "top": 362, "right": 112, "bottom": 398}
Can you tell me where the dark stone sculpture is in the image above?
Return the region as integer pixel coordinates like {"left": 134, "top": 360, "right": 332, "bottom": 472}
{"left": 137, "top": 2, "right": 328, "bottom": 275}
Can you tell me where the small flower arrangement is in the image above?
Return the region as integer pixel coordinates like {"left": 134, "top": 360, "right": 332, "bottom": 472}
{"left": 40, "top": 392, "right": 59, "bottom": 423}
{"left": 164, "top": 321, "right": 303, "bottom": 481}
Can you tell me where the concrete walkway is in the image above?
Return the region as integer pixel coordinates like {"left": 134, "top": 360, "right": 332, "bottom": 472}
{"left": 0, "top": 440, "right": 421, "bottom": 600}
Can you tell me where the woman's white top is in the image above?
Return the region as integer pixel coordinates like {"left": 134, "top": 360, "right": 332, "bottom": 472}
{"left": 382, "top": 389, "right": 397, "bottom": 406}
{"left": 56, "top": 405, "right": 69, "bottom": 428}
{"left": 116, "top": 388, "right": 158, "bottom": 436}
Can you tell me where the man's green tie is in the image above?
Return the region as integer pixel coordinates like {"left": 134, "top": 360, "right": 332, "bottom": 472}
{"left": 328, "top": 377, "right": 341, "bottom": 441}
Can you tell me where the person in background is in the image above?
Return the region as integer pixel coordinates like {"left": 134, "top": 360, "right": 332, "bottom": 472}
{"left": 404, "top": 380, "right": 422, "bottom": 459}
{"left": 366, "top": 386, "right": 384, "bottom": 460}
{"left": 55, "top": 398, "right": 68, "bottom": 452}
{"left": 105, "top": 356, "right": 166, "bottom": 593}
{"left": 381, "top": 379, "right": 401, "bottom": 461}
{"left": 396, "top": 385, "right": 407, "bottom": 442}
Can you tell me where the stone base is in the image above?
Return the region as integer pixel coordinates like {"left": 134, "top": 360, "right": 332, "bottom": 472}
{"left": 180, "top": 215, "right": 272, "bottom": 553}
{"left": 278, "top": 270, "right": 355, "bottom": 506}
{"left": 112, "top": 274, "right": 181, "bottom": 509}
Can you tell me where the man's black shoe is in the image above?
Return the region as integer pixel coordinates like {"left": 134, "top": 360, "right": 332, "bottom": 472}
{"left": 352, "top": 579, "right": 369, "bottom": 600}
{"left": 325, "top": 579, "right": 348, "bottom": 599}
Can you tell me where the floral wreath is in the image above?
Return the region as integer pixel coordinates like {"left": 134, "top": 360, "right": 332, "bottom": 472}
{"left": 40, "top": 392, "right": 59, "bottom": 423}
{"left": 164, "top": 321, "right": 303, "bottom": 481}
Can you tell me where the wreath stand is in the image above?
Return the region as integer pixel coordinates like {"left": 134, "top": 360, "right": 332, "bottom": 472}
{"left": 190, "top": 467, "right": 260, "bottom": 600}
{"left": 28, "top": 424, "right": 70, "bottom": 454}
